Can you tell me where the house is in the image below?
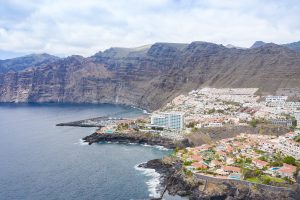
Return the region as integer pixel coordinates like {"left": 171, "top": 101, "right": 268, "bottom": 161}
{"left": 191, "top": 162, "right": 208, "bottom": 169}
{"left": 210, "top": 160, "right": 222, "bottom": 168}
{"left": 226, "top": 157, "right": 235, "bottom": 165}
{"left": 190, "top": 155, "right": 203, "bottom": 162}
{"left": 222, "top": 166, "right": 241, "bottom": 174}
{"left": 277, "top": 163, "right": 297, "bottom": 178}
{"left": 252, "top": 159, "right": 269, "bottom": 169}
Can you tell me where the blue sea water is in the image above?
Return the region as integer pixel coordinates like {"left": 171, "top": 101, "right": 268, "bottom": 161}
{"left": 0, "top": 103, "right": 172, "bottom": 200}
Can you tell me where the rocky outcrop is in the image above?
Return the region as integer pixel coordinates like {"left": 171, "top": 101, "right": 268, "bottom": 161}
{"left": 82, "top": 132, "right": 191, "bottom": 149}
{"left": 1, "top": 42, "right": 300, "bottom": 110}
{"left": 141, "top": 158, "right": 300, "bottom": 200}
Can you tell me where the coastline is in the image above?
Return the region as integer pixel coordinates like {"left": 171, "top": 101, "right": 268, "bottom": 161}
{"left": 82, "top": 132, "right": 190, "bottom": 149}
{"left": 82, "top": 131, "right": 300, "bottom": 200}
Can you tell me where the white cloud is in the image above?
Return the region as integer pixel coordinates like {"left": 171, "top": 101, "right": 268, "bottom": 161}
{"left": 0, "top": 0, "right": 299, "bottom": 58}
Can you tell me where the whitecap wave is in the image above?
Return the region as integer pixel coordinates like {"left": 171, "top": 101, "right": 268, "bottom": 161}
{"left": 134, "top": 164, "right": 162, "bottom": 198}
{"left": 74, "top": 139, "right": 88, "bottom": 146}
{"left": 142, "top": 144, "right": 169, "bottom": 151}
{"left": 154, "top": 145, "right": 169, "bottom": 151}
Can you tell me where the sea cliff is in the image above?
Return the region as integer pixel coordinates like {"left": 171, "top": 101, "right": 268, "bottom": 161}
{"left": 140, "top": 158, "right": 300, "bottom": 200}
{"left": 82, "top": 132, "right": 190, "bottom": 149}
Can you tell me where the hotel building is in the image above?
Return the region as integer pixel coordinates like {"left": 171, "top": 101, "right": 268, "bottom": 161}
{"left": 150, "top": 112, "right": 184, "bottom": 130}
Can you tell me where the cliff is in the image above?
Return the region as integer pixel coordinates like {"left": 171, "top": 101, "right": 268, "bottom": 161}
{"left": 1, "top": 42, "right": 300, "bottom": 110}
{"left": 141, "top": 158, "right": 300, "bottom": 200}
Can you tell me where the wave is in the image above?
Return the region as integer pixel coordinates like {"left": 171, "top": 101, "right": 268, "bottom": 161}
{"left": 142, "top": 144, "right": 170, "bottom": 151}
{"left": 74, "top": 139, "right": 88, "bottom": 146}
{"left": 134, "top": 163, "right": 162, "bottom": 198}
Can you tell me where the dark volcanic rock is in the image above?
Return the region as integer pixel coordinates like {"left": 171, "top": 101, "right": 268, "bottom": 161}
{"left": 82, "top": 132, "right": 190, "bottom": 149}
{"left": 142, "top": 158, "right": 300, "bottom": 200}
{"left": 1, "top": 42, "right": 300, "bottom": 110}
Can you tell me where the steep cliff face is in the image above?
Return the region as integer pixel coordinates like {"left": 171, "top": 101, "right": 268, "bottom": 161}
{"left": 0, "top": 42, "right": 300, "bottom": 110}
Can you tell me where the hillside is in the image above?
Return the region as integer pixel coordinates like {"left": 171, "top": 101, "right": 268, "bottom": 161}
{"left": 0, "top": 42, "right": 300, "bottom": 110}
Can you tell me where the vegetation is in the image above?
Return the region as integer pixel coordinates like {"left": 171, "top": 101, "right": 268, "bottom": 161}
{"left": 186, "top": 122, "right": 196, "bottom": 128}
{"left": 294, "top": 135, "right": 300, "bottom": 143}
{"left": 183, "top": 161, "right": 192, "bottom": 166}
{"left": 207, "top": 108, "right": 216, "bottom": 114}
{"left": 250, "top": 118, "right": 259, "bottom": 127}
{"left": 283, "top": 156, "right": 296, "bottom": 166}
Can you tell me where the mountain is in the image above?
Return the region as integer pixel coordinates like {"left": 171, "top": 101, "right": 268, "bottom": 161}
{"left": 251, "top": 40, "right": 300, "bottom": 53}
{"left": 250, "top": 41, "right": 266, "bottom": 48}
{"left": 283, "top": 41, "right": 300, "bottom": 53}
{"left": 0, "top": 53, "right": 59, "bottom": 73}
{"left": 0, "top": 42, "right": 300, "bottom": 110}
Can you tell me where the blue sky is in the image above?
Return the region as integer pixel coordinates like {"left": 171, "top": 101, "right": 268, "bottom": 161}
{"left": 0, "top": 0, "right": 300, "bottom": 59}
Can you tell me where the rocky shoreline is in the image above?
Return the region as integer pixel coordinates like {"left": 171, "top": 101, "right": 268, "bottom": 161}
{"left": 82, "top": 132, "right": 191, "bottom": 149}
{"left": 140, "top": 158, "right": 300, "bottom": 200}
{"left": 82, "top": 131, "right": 300, "bottom": 200}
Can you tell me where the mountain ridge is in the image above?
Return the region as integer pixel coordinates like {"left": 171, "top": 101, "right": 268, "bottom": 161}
{"left": 0, "top": 41, "right": 300, "bottom": 110}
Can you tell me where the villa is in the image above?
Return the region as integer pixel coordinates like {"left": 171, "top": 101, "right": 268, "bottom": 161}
{"left": 277, "top": 164, "right": 297, "bottom": 178}
{"left": 252, "top": 159, "right": 269, "bottom": 169}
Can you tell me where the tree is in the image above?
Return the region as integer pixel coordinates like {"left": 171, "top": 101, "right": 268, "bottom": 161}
{"left": 283, "top": 156, "right": 296, "bottom": 165}
{"left": 250, "top": 119, "right": 259, "bottom": 127}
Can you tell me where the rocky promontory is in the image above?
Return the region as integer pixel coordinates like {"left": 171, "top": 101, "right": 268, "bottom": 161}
{"left": 140, "top": 157, "right": 300, "bottom": 200}
{"left": 82, "top": 132, "right": 191, "bottom": 149}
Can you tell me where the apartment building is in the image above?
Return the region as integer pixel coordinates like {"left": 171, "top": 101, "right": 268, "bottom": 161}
{"left": 150, "top": 112, "right": 184, "bottom": 130}
{"left": 265, "top": 96, "right": 288, "bottom": 102}
{"left": 277, "top": 134, "right": 300, "bottom": 160}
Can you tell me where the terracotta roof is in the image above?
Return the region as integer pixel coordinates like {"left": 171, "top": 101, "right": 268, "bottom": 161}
{"left": 191, "top": 155, "right": 202, "bottom": 161}
{"left": 217, "top": 150, "right": 227, "bottom": 156}
{"left": 192, "top": 162, "right": 208, "bottom": 169}
{"left": 253, "top": 159, "right": 269, "bottom": 167}
{"left": 211, "top": 160, "right": 222, "bottom": 165}
{"left": 278, "top": 163, "right": 297, "bottom": 174}
{"left": 223, "top": 166, "right": 241, "bottom": 173}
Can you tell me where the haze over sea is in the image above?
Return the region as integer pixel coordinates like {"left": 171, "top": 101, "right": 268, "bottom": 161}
{"left": 0, "top": 103, "right": 171, "bottom": 200}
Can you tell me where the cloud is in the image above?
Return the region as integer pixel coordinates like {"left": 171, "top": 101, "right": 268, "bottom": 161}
{"left": 0, "top": 0, "right": 299, "bottom": 58}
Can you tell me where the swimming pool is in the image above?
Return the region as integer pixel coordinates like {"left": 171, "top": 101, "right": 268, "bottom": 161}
{"left": 228, "top": 174, "right": 241, "bottom": 180}
{"left": 271, "top": 167, "right": 280, "bottom": 171}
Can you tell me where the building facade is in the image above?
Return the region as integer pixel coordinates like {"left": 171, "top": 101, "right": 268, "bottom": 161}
{"left": 151, "top": 112, "right": 184, "bottom": 130}
{"left": 295, "top": 112, "right": 300, "bottom": 128}
{"left": 271, "top": 119, "right": 293, "bottom": 127}
{"left": 265, "top": 96, "right": 288, "bottom": 102}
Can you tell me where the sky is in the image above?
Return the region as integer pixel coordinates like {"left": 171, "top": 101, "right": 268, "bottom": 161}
{"left": 0, "top": 0, "right": 300, "bottom": 59}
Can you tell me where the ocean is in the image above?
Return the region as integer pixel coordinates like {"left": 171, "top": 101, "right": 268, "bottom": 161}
{"left": 0, "top": 103, "right": 176, "bottom": 200}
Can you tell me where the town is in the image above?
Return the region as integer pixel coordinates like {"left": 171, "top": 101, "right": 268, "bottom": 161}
{"left": 91, "top": 87, "right": 300, "bottom": 186}
{"left": 97, "top": 88, "right": 300, "bottom": 139}
{"left": 176, "top": 131, "right": 300, "bottom": 186}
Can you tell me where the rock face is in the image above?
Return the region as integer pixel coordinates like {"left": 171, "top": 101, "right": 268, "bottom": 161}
{"left": 142, "top": 158, "right": 300, "bottom": 200}
{"left": 1, "top": 42, "right": 300, "bottom": 110}
{"left": 82, "top": 132, "right": 191, "bottom": 149}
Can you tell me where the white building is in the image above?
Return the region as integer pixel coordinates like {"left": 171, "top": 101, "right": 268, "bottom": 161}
{"left": 150, "top": 112, "right": 184, "bottom": 130}
{"left": 295, "top": 112, "right": 300, "bottom": 128}
{"left": 265, "top": 96, "right": 288, "bottom": 103}
{"left": 277, "top": 134, "right": 300, "bottom": 160}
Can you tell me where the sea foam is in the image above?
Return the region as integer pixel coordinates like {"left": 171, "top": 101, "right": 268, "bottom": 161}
{"left": 74, "top": 139, "right": 88, "bottom": 146}
{"left": 135, "top": 163, "right": 162, "bottom": 198}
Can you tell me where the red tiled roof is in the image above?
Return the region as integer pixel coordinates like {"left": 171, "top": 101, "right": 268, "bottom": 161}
{"left": 253, "top": 159, "right": 269, "bottom": 167}
{"left": 223, "top": 166, "right": 241, "bottom": 173}
{"left": 191, "top": 155, "right": 202, "bottom": 161}
{"left": 278, "top": 163, "right": 297, "bottom": 174}
{"left": 192, "top": 162, "right": 208, "bottom": 169}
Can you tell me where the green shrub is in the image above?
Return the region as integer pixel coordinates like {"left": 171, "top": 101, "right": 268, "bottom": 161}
{"left": 283, "top": 156, "right": 296, "bottom": 165}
